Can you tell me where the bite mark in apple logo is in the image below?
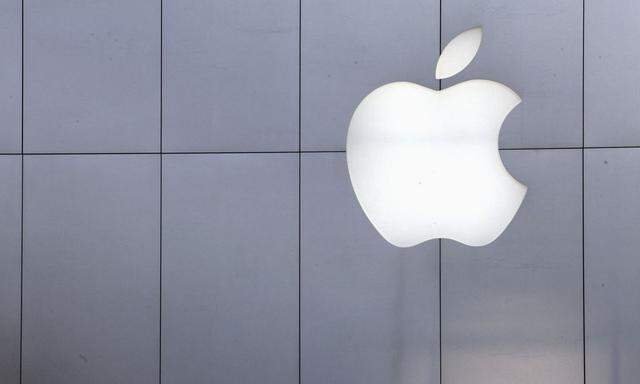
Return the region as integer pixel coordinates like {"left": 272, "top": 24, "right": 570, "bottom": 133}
{"left": 346, "top": 27, "right": 527, "bottom": 247}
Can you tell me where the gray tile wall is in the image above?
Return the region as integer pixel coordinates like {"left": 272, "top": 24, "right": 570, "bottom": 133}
{"left": 0, "top": 1, "right": 20, "bottom": 152}
{"left": 301, "top": 153, "right": 439, "bottom": 384}
{"left": 585, "top": 1, "right": 640, "bottom": 147}
{"left": 163, "top": 0, "right": 299, "bottom": 152}
{"left": 301, "top": 0, "right": 440, "bottom": 151}
{"left": 162, "top": 154, "right": 299, "bottom": 383}
{"left": 0, "top": 0, "right": 638, "bottom": 383}
{"left": 0, "top": 156, "right": 21, "bottom": 383}
{"left": 442, "top": 0, "right": 583, "bottom": 149}
{"left": 585, "top": 149, "right": 640, "bottom": 383}
{"left": 442, "top": 150, "right": 583, "bottom": 383}
{"left": 22, "top": 156, "right": 160, "bottom": 384}
{"left": 24, "top": 0, "right": 161, "bottom": 153}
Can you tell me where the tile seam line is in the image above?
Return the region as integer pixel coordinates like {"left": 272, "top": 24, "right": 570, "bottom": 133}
{"left": 159, "top": 0, "right": 163, "bottom": 382}
{"left": 298, "top": 0, "right": 302, "bottom": 384}
{"left": 19, "top": 0, "right": 24, "bottom": 382}
{"left": 438, "top": 1, "right": 443, "bottom": 383}
{"left": 581, "top": 1, "right": 586, "bottom": 384}
{"left": 5, "top": 146, "right": 640, "bottom": 157}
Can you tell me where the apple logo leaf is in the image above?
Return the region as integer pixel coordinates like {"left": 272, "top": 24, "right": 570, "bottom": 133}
{"left": 435, "top": 26, "right": 482, "bottom": 80}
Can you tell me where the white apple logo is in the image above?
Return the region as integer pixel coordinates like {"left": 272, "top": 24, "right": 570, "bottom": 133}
{"left": 346, "top": 27, "right": 527, "bottom": 247}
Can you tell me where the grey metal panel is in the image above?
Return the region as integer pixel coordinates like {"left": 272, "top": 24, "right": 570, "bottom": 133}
{"left": 585, "top": 1, "right": 640, "bottom": 147}
{"left": 301, "top": 153, "right": 439, "bottom": 384}
{"left": 162, "top": 154, "right": 298, "bottom": 384}
{"left": 301, "top": 0, "right": 440, "bottom": 151}
{"left": 24, "top": 0, "right": 160, "bottom": 153}
{"left": 0, "top": 1, "right": 20, "bottom": 152}
{"left": 0, "top": 156, "right": 21, "bottom": 384}
{"left": 22, "top": 155, "right": 160, "bottom": 384}
{"left": 585, "top": 149, "right": 640, "bottom": 383}
{"left": 442, "top": 0, "right": 583, "bottom": 149}
{"left": 163, "top": 0, "right": 298, "bottom": 152}
{"left": 442, "top": 149, "right": 583, "bottom": 384}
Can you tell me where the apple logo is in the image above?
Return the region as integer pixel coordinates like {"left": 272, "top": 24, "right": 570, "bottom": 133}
{"left": 346, "top": 27, "right": 527, "bottom": 248}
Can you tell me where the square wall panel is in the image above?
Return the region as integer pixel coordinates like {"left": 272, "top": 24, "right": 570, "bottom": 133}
{"left": 585, "top": 149, "right": 640, "bottom": 383}
{"left": 0, "top": 1, "right": 20, "bottom": 152}
{"left": 23, "top": 155, "right": 160, "bottom": 384}
{"left": 301, "top": 0, "right": 439, "bottom": 151}
{"left": 0, "top": 156, "right": 20, "bottom": 384}
{"left": 163, "top": 0, "right": 299, "bottom": 152}
{"left": 301, "top": 153, "right": 439, "bottom": 384}
{"left": 24, "top": 0, "right": 160, "bottom": 153}
{"left": 162, "top": 154, "right": 298, "bottom": 384}
{"left": 442, "top": 0, "right": 583, "bottom": 149}
{"left": 442, "top": 149, "right": 583, "bottom": 384}
{"left": 585, "top": 1, "right": 640, "bottom": 146}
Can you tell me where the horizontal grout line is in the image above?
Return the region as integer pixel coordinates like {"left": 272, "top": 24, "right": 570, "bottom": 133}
{"left": 164, "top": 151, "right": 300, "bottom": 155}
{"left": 1, "top": 146, "right": 639, "bottom": 156}
{"left": 17, "top": 151, "right": 295, "bottom": 155}
{"left": 503, "top": 145, "right": 640, "bottom": 150}
{"left": 0, "top": 150, "right": 345, "bottom": 156}
{"left": 580, "top": 145, "right": 640, "bottom": 150}
{"left": 500, "top": 146, "right": 582, "bottom": 151}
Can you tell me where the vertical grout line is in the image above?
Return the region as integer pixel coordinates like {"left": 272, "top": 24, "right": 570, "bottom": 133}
{"left": 581, "top": 1, "right": 586, "bottom": 383}
{"left": 19, "top": 155, "right": 23, "bottom": 384}
{"left": 298, "top": 0, "right": 302, "bottom": 155}
{"left": 298, "top": 1, "right": 302, "bottom": 384}
{"left": 20, "top": 0, "right": 24, "bottom": 382}
{"left": 438, "top": 0, "right": 442, "bottom": 92}
{"left": 159, "top": 0, "right": 163, "bottom": 382}
{"left": 160, "top": 0, "right": 163, "bottom": 156}
{"left": 438, "top": 239, "right": 442, "bottom": 384}
{"left": 158, "top": 159, "right": 163, "bottom": 384}
{"left": 438, "top": 1, "right": 443, "bottom": 383}
{"left": 582, "top": 0, "right": 585, "bottom": 151}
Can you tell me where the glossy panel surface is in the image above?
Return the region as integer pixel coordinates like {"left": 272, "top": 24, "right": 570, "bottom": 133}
{"left": 22, "top": 155, "right": 160, "bottom": 384}
{"left": 301, "top": 0, "right": 439, "bottom": 151}
{"left": 585, "top": 149, "right": 640, "bottom": 383}
{"left": 0, "top": 156, "right": 20, "bottom": 384}
{"left": 301, "top": 153, "right": 439, "bottom": 384}
{"left": 163, "top": 0, "right": 299, "bottom": 152}
{"left": 442, "top": 0, "right": 583, "bottom": 149}
{"left": 442, "top": 149, "right": 583, "bottom": 384}
{"left": 24, "top": 0, "right": 160, "bottom": 152}
{"left": 162, "top": 154, "right": 298, "bottom": 384}
{"left": 0, "top": 1, "right": 20, "bottom": 152}
{"left": 585, "top": 0, "right": 640, "bottom": 146}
